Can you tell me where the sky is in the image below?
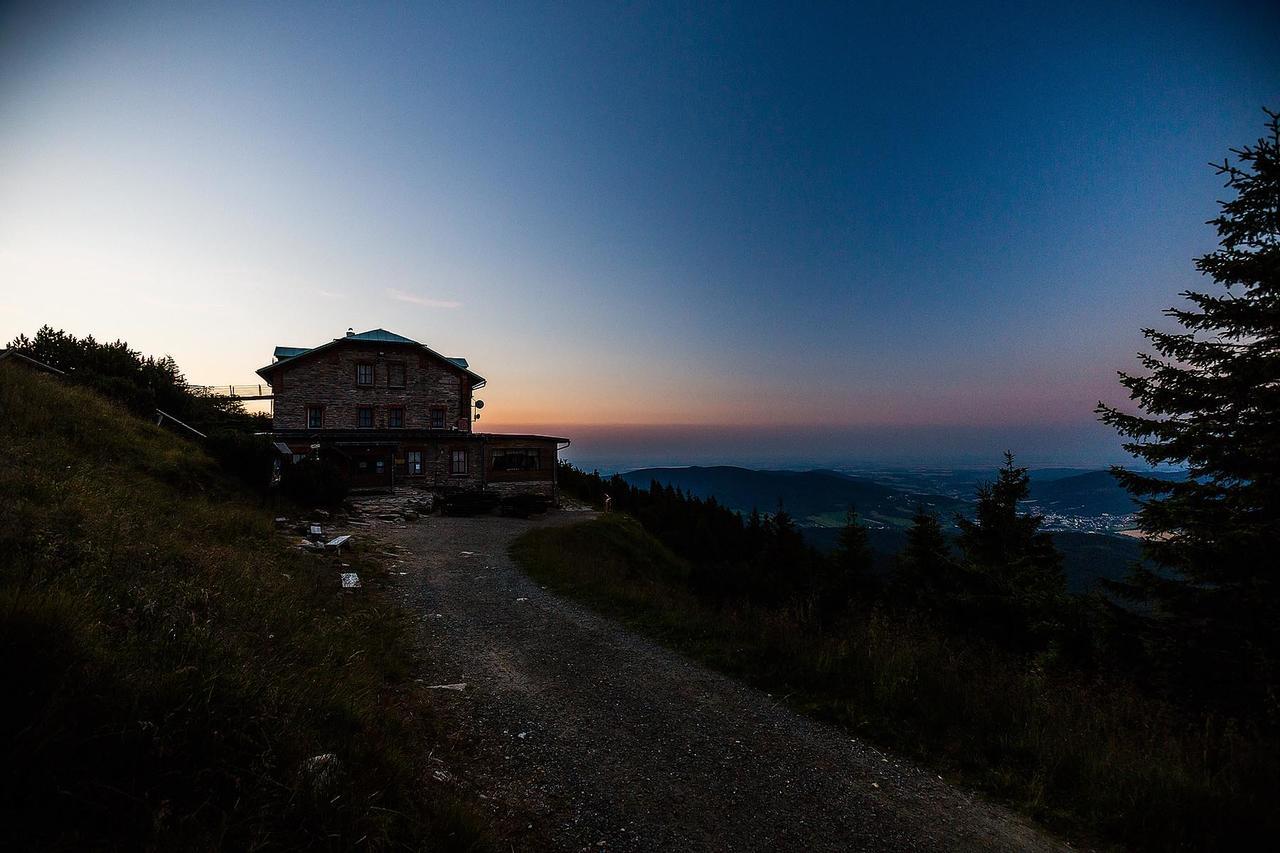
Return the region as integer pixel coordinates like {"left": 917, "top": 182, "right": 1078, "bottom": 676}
{"left": 2, "top": 1, "right": 1277, "bottom": 468}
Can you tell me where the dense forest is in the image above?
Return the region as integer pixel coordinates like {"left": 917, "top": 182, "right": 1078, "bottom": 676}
{"left": 565, "top": 457, "right": 1131, "bottom": 680}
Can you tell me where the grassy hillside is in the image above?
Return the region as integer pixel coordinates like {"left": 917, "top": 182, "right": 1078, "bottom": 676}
{"left": 512, "top": 516, "right": 1278, "bottom": 851}
{"left": 0, "top": 365, "right": 486, "bottom": 851}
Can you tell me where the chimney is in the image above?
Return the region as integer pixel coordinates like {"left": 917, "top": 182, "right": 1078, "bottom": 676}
{"left": 346, "top": 327, "right": 354, "bottom": 337}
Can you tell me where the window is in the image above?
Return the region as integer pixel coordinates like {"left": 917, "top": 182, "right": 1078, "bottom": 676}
{"left": 306, "top": 406, "right": 323, "bottom": 429}
{"left": 450, "top": 448, "right": 468, "bottom": 475}
{"left": 356, "top": 363, "right": 374, "bottom": 386}
{"left": 375, "top": 460, "right": 385, "bottom": 475}
{"left": 387, "top": 362, "right": 406, "bottom": 388}
{"left": 491, "top": 448, "right": 540, "bottom": 471}
{"left": 430, "top": 406, "right": 447, "bottom": 429}
{"left": 388, "top": 406, "right": 404, "bottom": 428}
{"left": 357, "top": 406, "right": 373, "bottom": 428}
{"left": 407, "top": 450, "right": 423, "bottom": 475}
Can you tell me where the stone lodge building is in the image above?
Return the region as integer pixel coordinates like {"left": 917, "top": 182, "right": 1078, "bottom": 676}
{"left": 257, "top": 328, "right": 567, "bottom": 495}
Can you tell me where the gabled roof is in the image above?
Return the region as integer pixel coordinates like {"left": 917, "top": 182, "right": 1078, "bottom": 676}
{"left": 256, "top": 329, "right": 484, "bottom": 387}
{"left": 348, "top": 328, "right": 418, "bottom": 344}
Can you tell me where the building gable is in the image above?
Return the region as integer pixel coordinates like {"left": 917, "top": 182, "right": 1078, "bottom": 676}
{"left": 256, "top": 329, "right": 484, "bottom": 388}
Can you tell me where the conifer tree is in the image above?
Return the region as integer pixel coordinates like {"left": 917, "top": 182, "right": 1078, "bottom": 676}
{"left": 832, "top": 507, "right": 874, "bottom": 577}
{"left": 892, "top": 506, "right": 957, "bottom": 609}
{"left": 1097, "top": 110, "right": 1280, "bottom": 712}
{"left": 955, "top": 453, "right": 1065, "bottom": 646}
{"left": 818, "top": 507, "right": 875, "bottom": 619}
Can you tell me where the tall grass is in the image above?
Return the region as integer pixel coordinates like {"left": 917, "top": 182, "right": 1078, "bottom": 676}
{"left": 512, "top": 514, "right": 1279, "bottom": 851}
{"left": 0, "top": 365, "right": 489, "bottom": 851}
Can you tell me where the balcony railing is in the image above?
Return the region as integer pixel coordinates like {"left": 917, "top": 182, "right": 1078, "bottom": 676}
{"left": 190, "top": 384, "right": 273, "bottom": 400}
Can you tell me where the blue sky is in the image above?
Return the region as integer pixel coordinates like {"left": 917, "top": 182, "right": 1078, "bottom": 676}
{"left": 1, "top": 1, "right": 1277, "bottom": 466}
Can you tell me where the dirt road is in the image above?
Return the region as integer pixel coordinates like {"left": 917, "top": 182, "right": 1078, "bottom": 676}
{"left": 389, "top": 510, "right": 1069, "bottom": 852}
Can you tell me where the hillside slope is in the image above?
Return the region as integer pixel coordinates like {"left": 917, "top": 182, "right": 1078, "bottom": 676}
{"left": 0, "top": 365, "right": 484, "bottom": 851}
{"left": 1028, "top": 469, "right": 1184, "bottom": 516}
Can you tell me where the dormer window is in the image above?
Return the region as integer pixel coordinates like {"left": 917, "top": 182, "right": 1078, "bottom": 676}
{"left": 356, "top": 363, "right": 374, "bottom": 386}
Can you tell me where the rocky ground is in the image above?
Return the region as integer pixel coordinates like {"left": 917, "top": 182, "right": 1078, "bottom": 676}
{"left": 354, "top": 497, "right": 1072, "bottom": 853}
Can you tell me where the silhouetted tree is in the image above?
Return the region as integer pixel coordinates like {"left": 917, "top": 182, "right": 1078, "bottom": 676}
{"left": 955, "top": 453, "right": 1065, "bottom": 647}
{"left": 891, "top": 506, "right": 959, "bottom": 610}
{"left": 1097, "top": 109, "right": 1280, "bottom": 715}
{"left": 7, "top": 326, "right": 265, "bottom": 435}
{"left": 817, "top": 507, "right": 875, "bottom": 619}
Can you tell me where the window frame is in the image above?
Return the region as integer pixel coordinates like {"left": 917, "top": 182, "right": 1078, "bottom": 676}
{"left": 387, "top": 406, "right": 405, "bottom": 429}
{"left": 356, "top": 406, "right": 374, "bottom": 429}
{"left": 449, "top": 447, "right": 468, "bottom": 476}
{"left": 306, "top": 405, "right": 324, "bottom": 430}
{"left": 490, "top": 448, "right": 541, "bottom": 472}
{"left": 387, "top": 361, "right": 406, "bottom": 388}
{"left": 355, "top": 362, "right": 374, "bottom": 387}
{"left": 430, "top": 406, "right": 447, "bottom": 430}
{"left": 406, "top": 450, "right": 423, "bottom": 475}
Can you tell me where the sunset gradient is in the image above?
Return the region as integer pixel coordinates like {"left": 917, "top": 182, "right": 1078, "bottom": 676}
{"left": 2, "top": 1, "right": 1278, "bottom": 466}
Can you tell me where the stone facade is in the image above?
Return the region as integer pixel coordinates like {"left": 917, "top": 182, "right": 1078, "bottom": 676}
{"left": 269, "top": 341, "right": 473, "bottom": 432}
{"left": 261, "top": 333, "right": 565, "bottom": 500}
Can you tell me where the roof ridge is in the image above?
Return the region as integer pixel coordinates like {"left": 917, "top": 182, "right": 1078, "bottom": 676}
{"left": 349, "top": 328, "right": 419, "bottom": 344}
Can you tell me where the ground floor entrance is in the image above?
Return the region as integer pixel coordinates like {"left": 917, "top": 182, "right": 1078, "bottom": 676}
{"left": 270, "top": 429, "right": 570, "bottom": 498}
{"left": 342, "top": 444, "right": 395, "bottom": 489}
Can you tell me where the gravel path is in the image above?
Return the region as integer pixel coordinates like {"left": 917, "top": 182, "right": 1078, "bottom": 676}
{"left": 390, "top": 510, "right": 1071, "bottom": 852}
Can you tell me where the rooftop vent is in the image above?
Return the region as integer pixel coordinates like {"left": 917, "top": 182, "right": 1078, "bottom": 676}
{"left": 346, "top": 327, "right": 354, "bottom": 337}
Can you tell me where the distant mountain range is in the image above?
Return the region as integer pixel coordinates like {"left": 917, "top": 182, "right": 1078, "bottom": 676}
{"left": 619, "top": 464, "right": 1179, "bottom": 595}
{"left": 621, "top": 465, "right": 1186, "bottom": 526}
{"left": 1026, "top": 470, "right": 1184, "bottom": 516}
{"left": 619, "top": 466, "right": 967, "bottom": 529}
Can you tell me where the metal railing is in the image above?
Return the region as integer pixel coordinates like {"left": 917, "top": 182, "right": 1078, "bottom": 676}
{"left": 156, "top": 408, "right": 208, "bottom": 439}
{"left": 190, "top": 384, "right": 273, "bottom": 400}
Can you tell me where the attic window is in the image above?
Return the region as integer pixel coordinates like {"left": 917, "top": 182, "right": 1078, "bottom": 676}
{"left": 356, "top": 363, "right": 374, "bottom": 386}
